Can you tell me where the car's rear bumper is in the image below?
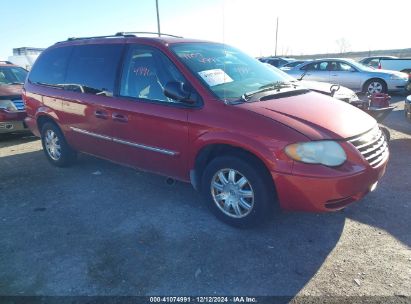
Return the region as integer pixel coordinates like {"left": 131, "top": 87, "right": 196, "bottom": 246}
{"left": 272, "top": 158, "right": 388, "bottom": 212}
{"left": 0, "top": 111, "right": 28, "bottom": 134}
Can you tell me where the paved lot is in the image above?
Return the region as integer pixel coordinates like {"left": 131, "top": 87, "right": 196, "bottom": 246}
{"left": 0, "top": 96, "right": 410, "bottom": 298}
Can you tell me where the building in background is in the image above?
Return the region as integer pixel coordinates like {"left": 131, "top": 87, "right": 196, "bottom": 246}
{"left": 8, "top": 47, "right": 45, "bottom": 70}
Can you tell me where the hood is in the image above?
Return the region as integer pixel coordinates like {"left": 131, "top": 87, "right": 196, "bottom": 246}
{"left": 0, "top": 84, "right": 23, "bottom": 98}
{"left": 239, "top": 91, "right": 376, "bottom": 140}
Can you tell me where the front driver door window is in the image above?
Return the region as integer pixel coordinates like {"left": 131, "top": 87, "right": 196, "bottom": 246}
{"left": 112, "top": 45, "right": 193, "bottom": 179}
{"left": 330, "top": 61, "right": 360, "bottom": 90}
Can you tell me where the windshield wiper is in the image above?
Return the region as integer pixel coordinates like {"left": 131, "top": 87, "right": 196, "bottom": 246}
{"left": 240, "top": 81, "right": 297, "bottom": 102}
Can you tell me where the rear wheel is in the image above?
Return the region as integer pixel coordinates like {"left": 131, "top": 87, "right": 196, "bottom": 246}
{"left": 201, "top": 156, "right": 275, "bottom": 228}
{"left": 41, "top": 122, "right": 76, "bottom": 167}
{"left": 364, "top": 79, "right": 387, "bottom": 94}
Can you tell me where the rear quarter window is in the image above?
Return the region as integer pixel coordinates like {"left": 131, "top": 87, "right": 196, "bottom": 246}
{"left": 28, "top": 46, "right": 72, "bottom": 85}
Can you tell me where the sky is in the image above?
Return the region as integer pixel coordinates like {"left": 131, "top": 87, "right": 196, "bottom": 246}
{"left": 0, "top": 0, "right": 410, "bottom": 60}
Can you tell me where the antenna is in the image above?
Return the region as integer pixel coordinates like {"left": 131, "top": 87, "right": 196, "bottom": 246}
{"left": 275, "top": 17, "right": 279, "bottom": 57}
{"left": 156, "top": 0, "right": 161, "bottom": 37}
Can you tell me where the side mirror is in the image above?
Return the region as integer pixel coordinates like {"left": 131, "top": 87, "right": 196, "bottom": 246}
{"left": 407, "top": 95, "right": 411, "bottom": 103}
{"left": 164, "top": 81, "right": 194, "bottom": 104}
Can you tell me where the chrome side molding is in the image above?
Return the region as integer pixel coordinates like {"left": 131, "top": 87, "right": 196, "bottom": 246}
{"left": 70, "top": 127, "right": 178, "bottom": 156}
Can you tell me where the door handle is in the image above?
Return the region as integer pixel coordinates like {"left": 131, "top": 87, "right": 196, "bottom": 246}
{"left": 112, "top": 113, "right": 128, "bottom": 123}
{"left": 94, "top": 110, "right": 109, "bottom": 119}
{"left": 331, "top": 74, "right": 338, "bottom": 77}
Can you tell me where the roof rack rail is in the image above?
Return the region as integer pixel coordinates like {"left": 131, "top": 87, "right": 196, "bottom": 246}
{"left": 115, "top": 32, "right": 183, "bottom": 38}
{"left": 0, "top": 60, "right": 13, "bottom": 64}
{"left": 66, "top": 33, "right": 135, "bottom": 41}
{"left": 65, "top": 32, "right": 182, "bottom": 42}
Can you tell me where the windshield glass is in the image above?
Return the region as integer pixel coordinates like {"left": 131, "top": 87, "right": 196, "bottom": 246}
{"left": 0, "top": 66, "right": 28, "bottom": 85}
{"left": 283, "top": 61, "right": 305, "bottom": 68}
{"left": 344, "top": 59, "right": 373, "bottom": 71}
{"left": 170, "top": 43, "right": 292, "bottom": 101}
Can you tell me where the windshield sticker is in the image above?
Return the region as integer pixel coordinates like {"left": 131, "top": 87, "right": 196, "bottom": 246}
{"left": 198, "top": 69, "right": 233, "bottom": 87}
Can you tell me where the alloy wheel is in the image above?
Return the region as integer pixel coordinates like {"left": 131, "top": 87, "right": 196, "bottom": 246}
{"left": 210, "top": 168, "right": 255, "bottom": 218}
{"left": 367, "top": 81, "right": 383, "bottom": 94}
{"left": 44, "top": 129, "right": 61, "bottom": 161}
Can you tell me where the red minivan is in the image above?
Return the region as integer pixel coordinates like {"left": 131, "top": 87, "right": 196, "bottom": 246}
{"left": 23, "top": 33, "right": 389, "bottom": 227}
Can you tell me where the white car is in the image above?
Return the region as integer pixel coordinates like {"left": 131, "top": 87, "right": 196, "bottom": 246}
{"left": 379, "top": 58, "right": 411, "bottom": 74}
{"left": 265, "top": 63, "right": 359, "bottom": 102}
{"left": 286, "top": 58, "right": 409, "bottom": 94}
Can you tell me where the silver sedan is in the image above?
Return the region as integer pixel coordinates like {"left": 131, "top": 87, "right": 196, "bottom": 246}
{"left": 286, "top": 58, "right": 409, "bottom": 94}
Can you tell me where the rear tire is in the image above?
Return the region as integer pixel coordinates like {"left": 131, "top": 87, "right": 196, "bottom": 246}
{"left": 41, "top": 122, "right": 76, "bottom": 167}
{"left": 201, "top": 156, "right": 275, "bottom": 228}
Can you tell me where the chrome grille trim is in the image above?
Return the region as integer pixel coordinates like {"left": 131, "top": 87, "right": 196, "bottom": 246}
{"left": 348, "top": 125, "right": 389, "bottom": 168}
{"left": 12, "top": 99, "right": 25, "bottom": 111}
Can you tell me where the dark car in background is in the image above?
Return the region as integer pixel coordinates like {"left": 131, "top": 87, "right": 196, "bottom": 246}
{"left": 259, "top": 56, "right": 295, "bottom": 68}
{"left": 280, "top": 60, "right": 310, "bottom": 71}
{"left": 0, "top": 61, "right": 29, "bottom": 136}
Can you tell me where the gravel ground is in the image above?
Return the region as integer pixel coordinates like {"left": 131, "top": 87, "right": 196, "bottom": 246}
{"left": 0, "top": 95, "right": 410, "bottom": 301}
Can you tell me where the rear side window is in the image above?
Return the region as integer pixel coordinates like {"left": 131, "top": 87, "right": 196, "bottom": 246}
{"left": 28, "top": 46, "right": 72, "bottom": 85}
{"left": 65, "top": 44, "right": 124, "bottom": 95}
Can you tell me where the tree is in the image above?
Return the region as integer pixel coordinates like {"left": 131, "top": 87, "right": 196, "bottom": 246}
{"left": 336, "top": 38, "right": 351, "bottom": 54}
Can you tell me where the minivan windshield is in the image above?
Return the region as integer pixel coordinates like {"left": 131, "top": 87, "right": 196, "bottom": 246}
{"left": 171, "top": 43, "right": 295, "bottom": 102}
{"left": 0, "top": 66, "right": 28, "bottom": 85}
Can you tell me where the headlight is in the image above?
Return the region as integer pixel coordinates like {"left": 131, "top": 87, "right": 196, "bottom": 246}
{"left": 390, "top": 74, "right": 408, "bottom": 81}
{"left": 0, "top": 100, "right": 18, "bottom": 112}
{"left": 285, "top": 140, "right": 347, "bottom": 166}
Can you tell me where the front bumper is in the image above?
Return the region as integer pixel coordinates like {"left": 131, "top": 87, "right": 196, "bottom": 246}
{"left": 272, "top": 156, "right": 388, "bottom": 212}
{"left": 0, "top": 120, "right": 28, "bottom": 133}
{"left": 0, "top": 111, "right": 28, "bottom": 134}
{"left": 386, "top": 79, "right": 409, "bottom": 92}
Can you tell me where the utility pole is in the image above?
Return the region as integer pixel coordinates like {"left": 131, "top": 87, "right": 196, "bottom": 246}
{"left": 156, "top": 0, "right": 161, "bottom": 37}
{"left": 274, "top": 17, "right": 279, "bottom": 56}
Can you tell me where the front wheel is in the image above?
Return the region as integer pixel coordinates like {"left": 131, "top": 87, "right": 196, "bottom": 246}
{"left": 364, "top": 79, "right": 387, "bottom": 94}
{"left": 380, "top": 126, "right": 391, "bottom": 142}
{"left": 41, "top": 122, "right": 76, "bottom": 167}
{"left": 201, "top": 156, "right": 275, "bottom": 228}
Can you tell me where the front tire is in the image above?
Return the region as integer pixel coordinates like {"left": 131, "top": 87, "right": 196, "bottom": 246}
{"left": 380, "top": 126, "right": 391, "bottom": 142}
{"left": 41, "top": 122, "right": 76, "bottom": 167}
{"left": 201, "top": 156, "right": 275, "bottom": 228}
{"left": 364, "top": 79, "right": 387, "bottom": 94}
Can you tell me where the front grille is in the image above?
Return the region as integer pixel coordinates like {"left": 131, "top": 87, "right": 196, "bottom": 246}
{"left": 12, "top": 99, "right": 25, "bottom": 111}
{"left": 348, "top": 126, "right": 389, "bottom": 168}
